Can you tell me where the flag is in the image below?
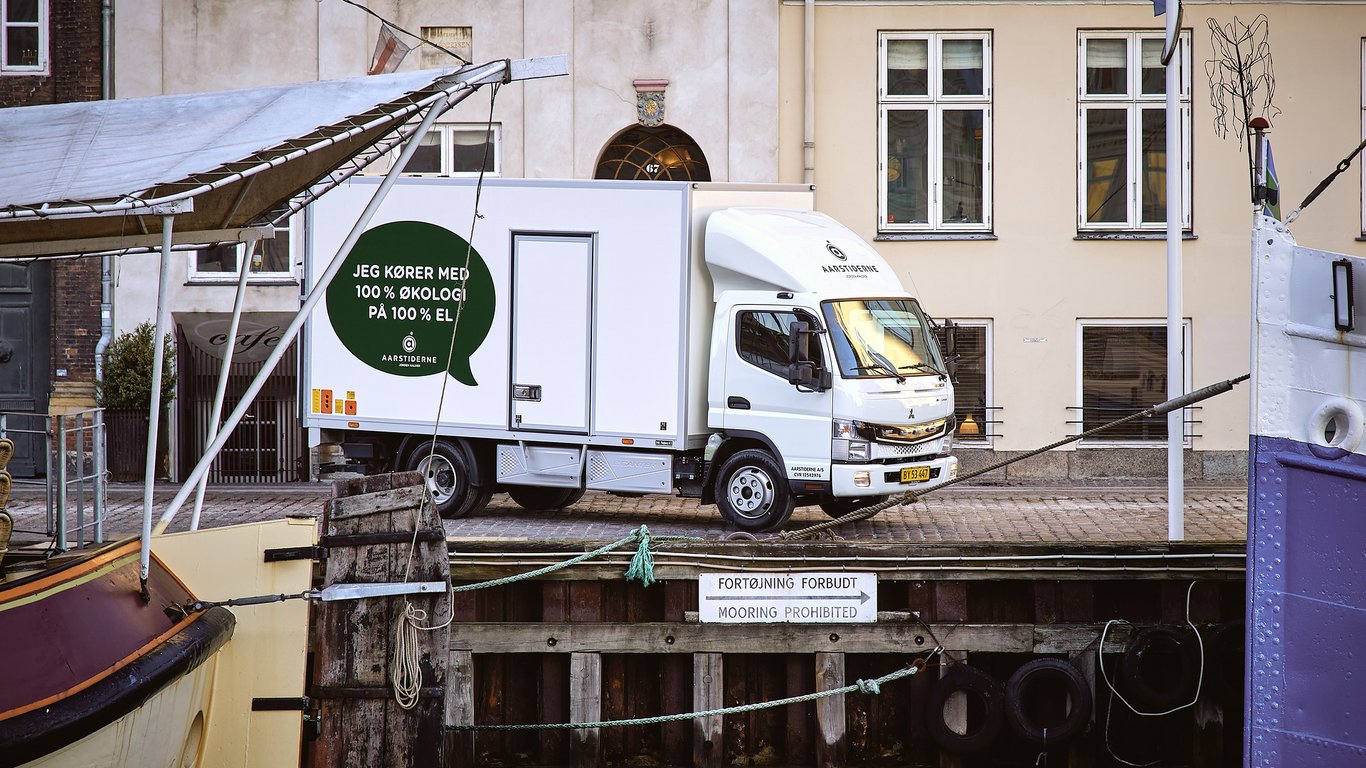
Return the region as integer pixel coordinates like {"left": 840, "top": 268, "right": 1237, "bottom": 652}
{"left": 1152, "top": 0, "right": 1166, "bottom": 14}
{"left": 368, "top": 24, "right": 412, "bottom": 76}
{"left": 1261, "top": 140, "right": 1282, "bottom": 220}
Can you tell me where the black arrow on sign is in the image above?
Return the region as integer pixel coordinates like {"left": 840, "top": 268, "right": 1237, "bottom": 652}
{"left": 704, "top": 592, "right": 871, "bottom": 604}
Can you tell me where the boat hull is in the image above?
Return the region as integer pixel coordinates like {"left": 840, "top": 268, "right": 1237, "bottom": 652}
{"left": 0, "top": 539, "right": 235, "bottom": 768}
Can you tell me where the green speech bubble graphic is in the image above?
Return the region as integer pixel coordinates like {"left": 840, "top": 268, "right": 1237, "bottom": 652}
{"left": 327, "top": 221, "right": 495, "bottom": 385}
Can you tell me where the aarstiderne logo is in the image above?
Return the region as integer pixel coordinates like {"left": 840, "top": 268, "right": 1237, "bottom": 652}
{"left": 826, "top": 242, "right": 847, "bottom": 260}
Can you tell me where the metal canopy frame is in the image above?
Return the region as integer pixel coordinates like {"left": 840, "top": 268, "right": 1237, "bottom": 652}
{"left": 0, "top": 55, "right": 569, "bottom": 580}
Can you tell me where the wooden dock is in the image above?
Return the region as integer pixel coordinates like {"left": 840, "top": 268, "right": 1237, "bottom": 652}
{"left": 438, "top": 538, "right": 1245, "bottom": 767}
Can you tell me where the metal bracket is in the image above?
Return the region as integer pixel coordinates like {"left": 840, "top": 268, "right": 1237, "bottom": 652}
{"left": 252, "top": 696, "right": 314, "bottom": 711}
{"left": 264, "top": 545, "right": 324, "bottom": 563}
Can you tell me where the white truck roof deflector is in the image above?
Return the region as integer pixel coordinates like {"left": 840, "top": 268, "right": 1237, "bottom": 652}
{"left": 704, "top": 208, "right": 906, "bottom": 299}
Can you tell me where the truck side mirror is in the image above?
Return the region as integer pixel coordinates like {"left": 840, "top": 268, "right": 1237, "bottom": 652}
{"left": 787, "top": 321, "right": 830, "bottom": 391}
{"left": 788, "top": 321, "right": 812, "bottom": 365}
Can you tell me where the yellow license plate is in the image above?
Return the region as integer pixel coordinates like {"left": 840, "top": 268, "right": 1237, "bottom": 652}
{"left": 900, "top": 466, "right": 932, "bottom": 483}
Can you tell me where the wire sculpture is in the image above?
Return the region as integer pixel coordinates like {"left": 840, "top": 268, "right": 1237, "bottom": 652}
{"left": 1205, "top": 15, "right": 1280, "bottom": 198}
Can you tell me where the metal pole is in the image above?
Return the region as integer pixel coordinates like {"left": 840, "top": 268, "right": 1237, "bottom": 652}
{"left": 74, "top": 414, "right": 86, "bottom": 548}
{"left": 142, "top": 214, "right": 175, "bottom": 580}
{"left": 56, "top": 414, "right": 68, "bottom": 551}
{"left": 190, "top": 230, "right": 262, "bottom": 529}
{"left": 155, "top": 92, "right": 458, "bottom": 533}
{"left": 94, "top": 408, "right": 105, "bottom": 543}
{"left": 1165, "top": 15, "right": 1184, "bottom": 541}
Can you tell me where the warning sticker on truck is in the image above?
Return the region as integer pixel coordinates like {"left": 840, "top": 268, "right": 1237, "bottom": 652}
{"left": 326, "top": 221, "right": 495, "bottom": 385}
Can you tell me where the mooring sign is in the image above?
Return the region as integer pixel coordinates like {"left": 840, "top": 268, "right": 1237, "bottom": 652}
{"left": 698, "top": 572, "right": 877, "bottom": 624}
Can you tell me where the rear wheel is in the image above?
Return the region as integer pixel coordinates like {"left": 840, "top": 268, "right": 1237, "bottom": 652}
{"left": 408, "top": 439, "right": 490, "bottom": 519}
{"left": 818, "top": 495, "right": 890, "bottom": 519}
{"left": 507, "top": 485, "right": 583, "bottom": 511}
{"left": 713, "top": 449, "right": 795, "bottom": 531}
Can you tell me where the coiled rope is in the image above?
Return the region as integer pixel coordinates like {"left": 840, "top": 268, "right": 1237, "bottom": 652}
{"left": 448, "top": 649, "right": 941, "bottom": 731}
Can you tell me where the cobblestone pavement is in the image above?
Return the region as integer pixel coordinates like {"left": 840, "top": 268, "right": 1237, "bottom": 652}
{"left": 6, "top": 479, "right": 1248, "bottom": 546}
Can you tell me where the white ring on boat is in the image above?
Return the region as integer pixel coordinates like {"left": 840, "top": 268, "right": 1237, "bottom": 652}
{"left": 1308, "top": 397, "right": 1365, "bottom": 453}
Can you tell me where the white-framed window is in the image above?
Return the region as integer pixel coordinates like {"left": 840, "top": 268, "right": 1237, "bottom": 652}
{"left": 401, "top": 124, "right": 501, "bottom": 176}
{"left": 933, "top": 319, "right": 994, "bottom": 446}
{"left": 190, "top": 214, "right": 298, "bottom": 283}
{"left": 1077, "top": 30, "right": 1191, "bottom": 232}
{"left": 878, "top": 31, "right": 992, "bottom": 233}
{"left": 1075, "top": 319, "right": 1191, "bottom": 445}
{"left": 2, "top": 0, "right": 46, "bottom": 73}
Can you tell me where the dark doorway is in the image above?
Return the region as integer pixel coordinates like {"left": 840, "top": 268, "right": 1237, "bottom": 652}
{"left": 594, "top": 124, "right": 711, "bottom": 181}
{"left": 0, "top": 262, "right": 50, "bottom": 477}
{"left": 177, "top": 331, "right": 302, "bottom": 484}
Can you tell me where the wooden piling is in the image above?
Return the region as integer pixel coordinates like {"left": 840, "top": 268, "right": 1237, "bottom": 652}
{"left": 693, "top": 652, "right": 723, "bottom": 768}
{"left": 815, "top": 651, "right": 846, "bottom": 768}
{"left": 309, "top": 472, "right": 451, "bottom": 768}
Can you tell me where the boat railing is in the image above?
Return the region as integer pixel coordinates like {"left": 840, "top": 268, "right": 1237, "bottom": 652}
{"left": 0, "top": 408, "right": 107, "bottom": 551}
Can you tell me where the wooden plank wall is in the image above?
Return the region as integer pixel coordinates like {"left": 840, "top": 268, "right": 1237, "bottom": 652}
{"left": 445, "top": 575, "right": 1245, "bottom": 767}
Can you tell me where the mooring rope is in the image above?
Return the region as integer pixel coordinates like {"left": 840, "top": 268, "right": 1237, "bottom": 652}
{"left": 393, "top": 524, "right": 702, "bottom": 709}
{"left": 448, "top": 649, "right": 941, "bottom": 731}
{"left": 777, "top": 374, "right": 1249, "bottom": 541}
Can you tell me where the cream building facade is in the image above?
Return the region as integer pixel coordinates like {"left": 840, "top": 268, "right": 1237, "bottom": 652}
{"left": 777, "top": 0, "right": 1366, "bottom": 480}
{"left": 107, "top": 0, "right": 1364, "bottom": 480}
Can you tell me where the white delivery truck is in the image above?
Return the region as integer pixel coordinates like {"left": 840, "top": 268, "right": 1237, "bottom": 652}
{"left": 304, "top": 178, "right": 956, "bottom": 530}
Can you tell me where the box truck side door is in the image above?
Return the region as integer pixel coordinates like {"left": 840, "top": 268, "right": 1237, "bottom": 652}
{"left": 511, "top": 234, "right": 593, "bottom": 433}
{"left": 722, "top": 306, "right": 833, "bottom": 481}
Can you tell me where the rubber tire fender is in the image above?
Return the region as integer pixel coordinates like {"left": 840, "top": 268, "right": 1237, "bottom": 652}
{"left": 1120, "top": 625, "right": 1200, "bottom": 711}
{"left": 925, "top": 663, "right": 1006, "bottom": 756}
{"left": 1005, "top": 658, "right": 1092, "bottom": 745}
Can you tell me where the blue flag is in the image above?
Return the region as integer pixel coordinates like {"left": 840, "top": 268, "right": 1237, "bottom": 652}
{"left": 1152, "top": 0, "right": 1165, "bottom": 14}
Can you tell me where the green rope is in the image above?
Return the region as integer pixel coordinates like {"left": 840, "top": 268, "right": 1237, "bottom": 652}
{"left": 448, "top": 650, "right": 940, "bottom": 731}
{"left": 450, "top": 524, "right": 699, "bottom": 593}
{"left": 623, "top": 525, "right": 656, "bottom": 587}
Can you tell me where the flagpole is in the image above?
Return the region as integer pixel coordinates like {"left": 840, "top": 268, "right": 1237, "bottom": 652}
{"left": 1163, "top": 2, "right": 1184, "bottom": 541}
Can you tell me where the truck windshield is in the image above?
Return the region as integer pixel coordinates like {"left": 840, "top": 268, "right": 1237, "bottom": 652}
{"left": 822, "top": 299, "right": 945, "bottom": 380}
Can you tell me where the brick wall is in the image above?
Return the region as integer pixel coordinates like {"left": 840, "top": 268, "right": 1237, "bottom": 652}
{"left": 0, "top": 0, "right": 103, "bottom": 107}
{"left": 0, "top": 0, "right": 105, "bottom": 408}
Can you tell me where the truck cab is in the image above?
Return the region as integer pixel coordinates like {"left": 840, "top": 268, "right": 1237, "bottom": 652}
{"left": 704, "top": 208, "right": 958, "bottom": 530}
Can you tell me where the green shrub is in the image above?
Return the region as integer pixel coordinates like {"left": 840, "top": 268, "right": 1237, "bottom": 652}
{"left": 97, "top": 322, "right": 177, "bottom": 410}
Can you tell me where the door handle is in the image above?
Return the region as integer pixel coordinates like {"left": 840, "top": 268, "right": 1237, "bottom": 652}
{"left": 727, "top": 396, "right": 750, "bottom": 410}
{"left": 513, "top": 384, "right": 542, "bottom": 401}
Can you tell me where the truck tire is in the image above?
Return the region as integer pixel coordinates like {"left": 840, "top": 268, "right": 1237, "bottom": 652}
{"left": 713, "top": 449, "right": 795, "bottom": 531}
{"left": 507, "top": 486, "right": 583, "bottom": 511}
{"left": 818, "top": 495, "right": 890, "bottom": 519}
{"left": 408, "top": 439, "right": 490, "bottom": 520}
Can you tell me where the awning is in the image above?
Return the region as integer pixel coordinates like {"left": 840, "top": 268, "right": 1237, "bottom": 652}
{"left": 0, "top": 57, "right": 564, "bottom": 258}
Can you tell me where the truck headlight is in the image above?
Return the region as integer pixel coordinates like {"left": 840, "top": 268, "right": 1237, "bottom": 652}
{"left": 833, "top": 419, "right": 872, "bottom": 461}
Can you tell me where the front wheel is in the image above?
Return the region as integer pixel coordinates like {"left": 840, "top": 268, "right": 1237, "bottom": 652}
{"left": 408, "top": 439, "right": 491, "bottom": 519}
{"left": 713, "top": 449, "right": 795, "bottom": 531}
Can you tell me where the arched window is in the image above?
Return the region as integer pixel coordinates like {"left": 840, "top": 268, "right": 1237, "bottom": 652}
{"left": 594, "top": 125, "right": 711, "bottom": 181}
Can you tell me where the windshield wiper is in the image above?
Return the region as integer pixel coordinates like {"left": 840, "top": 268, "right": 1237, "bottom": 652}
{"left": 853, "top": 351, "right": 906, "bottom": 383}
{"left": 899, "top": 361, "right": 947, "bottom": 377}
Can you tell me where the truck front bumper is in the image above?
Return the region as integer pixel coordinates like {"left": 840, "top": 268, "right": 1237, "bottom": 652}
{"left": 830, "top": 454, "right": 958, "bottom": 497}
